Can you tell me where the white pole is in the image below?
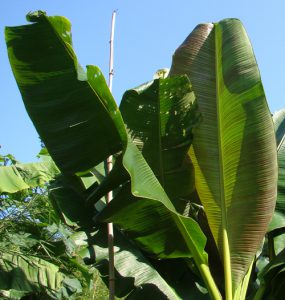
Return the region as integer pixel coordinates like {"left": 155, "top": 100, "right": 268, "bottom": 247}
{"left": 106, "top": 10, "right": 117, "bottom": 300}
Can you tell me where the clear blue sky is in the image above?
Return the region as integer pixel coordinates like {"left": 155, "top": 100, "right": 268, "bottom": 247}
{"left": 1, "top": 0, "right": 284, "bottom": 162}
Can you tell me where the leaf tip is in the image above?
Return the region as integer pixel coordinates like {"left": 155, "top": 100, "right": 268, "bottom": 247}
{"left": 26, "top": 10, "right": 47, "bottom": 23}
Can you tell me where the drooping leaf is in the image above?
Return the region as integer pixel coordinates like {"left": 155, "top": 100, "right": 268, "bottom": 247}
{"left": 170, "top": 18, "right": 278, "bottom": 290}
{"left": 0, "top": 160, "right": 60, "bottom": 193}
{"left": 97, "top": 137, "right": 221, "bottom": 298}
{"left": 78, "top": 226, "right": 182, "bottom": 300}
{"left": 97, "top": 181, "right": 205, "bottom": 259}
{"left": 5, "top": 11, "right": 127, "bottom": 175}
{"left": 0, "top": 252, "right": 82, "bottom": 300}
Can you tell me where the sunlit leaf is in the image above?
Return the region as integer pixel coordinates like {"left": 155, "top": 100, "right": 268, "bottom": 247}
{"left": 170, "top": 18, "right": 277, "bottom": 290}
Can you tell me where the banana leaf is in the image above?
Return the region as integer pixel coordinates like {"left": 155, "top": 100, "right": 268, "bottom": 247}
{"left": 78, "top": 226, "right": 183, "bottom": 300}
{"left": 0, "top": 252, "right": 82, "bottom": 300}
{"left": 5, "top": 11, "right": 126, "bottom": 176}
{"left": 0, "top": 160, "right": 60, "bottom": 193}
{"left": 169, "top": 18, "right": 277, "bottom": 293}
{"left": 97, "top": 137, "right": 222, "bottom": 298}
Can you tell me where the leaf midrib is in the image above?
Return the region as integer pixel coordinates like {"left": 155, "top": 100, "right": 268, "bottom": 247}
{"left": 214, "top": 22, "right": 232, "bottom": 299}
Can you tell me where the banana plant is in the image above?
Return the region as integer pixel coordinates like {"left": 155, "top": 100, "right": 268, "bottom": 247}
{"left": 5, "top": 12, "right": 278, "bottom": 300}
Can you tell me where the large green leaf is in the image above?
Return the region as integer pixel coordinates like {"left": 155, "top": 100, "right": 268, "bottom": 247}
{"left": 5, "top": 11, "right": 126, "bottom": 175}
{"left": 120, "top": 76, "right": 199, "bottom": 213}
{"left": 170, "top": 18, "right": 277, "bottom": 292}
{"left": 0, "top": 160, "right": 60, "bottom": 193}
{"left": 0, "top": 252, "right": 82, "bottom": 299}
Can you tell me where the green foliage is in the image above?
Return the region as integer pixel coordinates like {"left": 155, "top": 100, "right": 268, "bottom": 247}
{"left": 4, "top": 11, "right": 283, "bottom": 300}
{"left": 0, "top": 159, "right": 59, "bottom": 194}
{"left": 0, "top": 156, "right": 86, "bottom": 299}
{"left": 0, "top": 252, "right": 82, "bottom": 300}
